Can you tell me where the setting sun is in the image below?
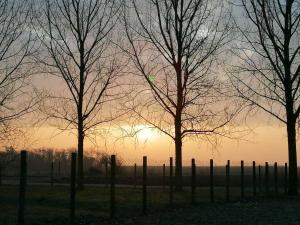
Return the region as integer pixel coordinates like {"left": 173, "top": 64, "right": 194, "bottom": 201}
{"left": 135, "top": 125, "right": 158, "bottom": 141}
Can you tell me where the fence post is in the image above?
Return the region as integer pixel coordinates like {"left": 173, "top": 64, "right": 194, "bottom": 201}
{"left": 258, "top": 165, "right": 261, "bottom": 194}
{"left": 110, "top": 155, "right": 116, "bottom": 218}
{"left": 105, "top": 161, "right": 108, "bottom": 188}
{"left": 134, "top": 163, "right": 137, "bottom": 189}
{"left": 142, "top": 156, "right": 147, "bottom": 215}
{"left": 58, "top": 160, "right": 61, "bottom": 177}
{"left": 274, "top": 162, "right": 278, "bottom": 194}
{"left": 284, "top": 163, "right": 288, "bottom": 194}
{"left": 169, "top": 157, "right": 173, "bottom": 208}
{"left": 265, "top": 162, "right": 269, "bottom": 195}
{"left": 51, "top": 161, "right": 54, "bottom": 187}
{"left": 18, "top": 150, "right": 27, "bottom": 225}
{"left": 226, "top": 160, "right": 230, "bottom": 201}
{"left": 241, "top": 160, "right": 244, "bottom": 200}
{"left": 253, "top": 161, "right": 256, "bottom": 197}
{"left": 0, "top": 166, "right": 2, "bottom": 186}
{"left": 210, "top": 159, "right": 214, "bottom": 203}
{"left": 70, "top": 153, "right": 76, "bottom": 225}
{"left": 163, "top": 163, "right": 166, "bottom": 190}
{"left": 191, "top": 158, "right": 196, "bottom": 204}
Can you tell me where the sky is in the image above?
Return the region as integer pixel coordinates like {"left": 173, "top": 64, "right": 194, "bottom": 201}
{"left": 1, "top": 0, "right": 299, "bottom": 168}
{"left": 24, "top": 75, "right": 295, "bottom": 165}
{"left": 10, "top": 0, "right": 299, "bottom": 167}
{"left": 18, "top": 66, "right": 296, "bottom": 166}
{"left": 28, "top": 120, "right": 297, "bottom": 166}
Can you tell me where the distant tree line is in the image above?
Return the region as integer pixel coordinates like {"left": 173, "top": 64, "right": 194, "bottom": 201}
{"left": 0, "top": 146, "right": 123, "bottom": 177}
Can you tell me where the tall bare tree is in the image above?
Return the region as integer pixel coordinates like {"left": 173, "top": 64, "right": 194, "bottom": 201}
{"left": 34, "top": 0, "right": 121, "bottom": 189}
{"left": 231, "top": 0, "right": 300, "bottom": 195}
{"left": 0, "top": 0, "right": 35, "bottom": 142}
{"left": 123, "top": 0, "right": 237, "bottom": 189}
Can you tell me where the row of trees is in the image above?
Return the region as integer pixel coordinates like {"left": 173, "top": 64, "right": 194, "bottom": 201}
{"left": 0, "top": 0, "right": 299, "bottom": 195}
{"left": 0, "top": 146, "right": 123, "bottom": 177}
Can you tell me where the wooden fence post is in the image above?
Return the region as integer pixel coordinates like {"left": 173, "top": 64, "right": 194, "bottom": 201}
{"left": 163, "top": 163, "right": 166, "bottom": 190}
{"left": 58, "top": 160, "right": 61, "bottom": 177}
{"left": 51, "top": 161, "right": 54, "bottom": 187}
{"left": 258, "top": 165, "right": 261, "bottom": 193}
{"left": 191, "top": 158, "right": 196, "bottom": 204}
{"left": 241, "top": 160, "right": 244, "bottom": 200}
{"left": 284, "top": 163, "right": 288, "bottom": 194}
{"left": 134, "top": 163, "right": 137, "bottom": 189}
{"left": 110, "top": 155, "right": 116, "bottom": 218}
{"left": 253, "top": 161, "right": 256, "bottom": 197}
{"left": 18, "top": 150, "right": 27, "bottom": 225}
{"left": 70, "top": 152, "right": 76, "bottom": 225}
{"left": 142, "top": 156, "right": 147, "bottom": 215}
{"left": 169, "top": 157, "right": 173, "bottom": 208}
{"left": 226, "top": 160, "right": 230, "bottom": 201}
{"left": 274, "top": 162, "right": 278, "bottom": 194}
{"left": 210, "top": 159, "right": 214, "bottom": 203}
{"left": 105, "top": 161, "right": 108, "bottom": 188}
{"left": 265, "top": 162, "right": 269, "bottom": 194}
{"left": 0, "top": 166, "right": 2, "bottom": 186}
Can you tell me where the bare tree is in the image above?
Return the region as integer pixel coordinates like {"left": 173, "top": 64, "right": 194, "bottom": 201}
{"left": 123, "top": 0, "right": 237, "bottom": 189}
{"left": 231, "top": 0, "right": 300, "bottom": 195}
{"left": 34, "top": 0, "right": 122, "bottom": 189}
{"left": 0, "top": 0, "right": 35, "bottom": 142}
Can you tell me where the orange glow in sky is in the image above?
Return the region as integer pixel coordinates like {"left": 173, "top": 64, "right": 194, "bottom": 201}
{"left": 26, "top": 123, "right": 299, "bottom": 166}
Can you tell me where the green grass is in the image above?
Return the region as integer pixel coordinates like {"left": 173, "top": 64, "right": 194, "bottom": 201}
{"left": 0, "top": 184, "right": 287, "bottom": 225}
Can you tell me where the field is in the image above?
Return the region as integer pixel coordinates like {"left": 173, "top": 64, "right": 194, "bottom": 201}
{"left": 1, "top": 184, "right": 300, "bottom": 225}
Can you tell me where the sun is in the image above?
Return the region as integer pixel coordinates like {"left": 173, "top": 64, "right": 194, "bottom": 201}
{"left": 136, "top": 125, "right": 157, "bottom": 141}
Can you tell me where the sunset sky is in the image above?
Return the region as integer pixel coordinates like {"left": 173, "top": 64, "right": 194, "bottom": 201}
{"left": 1, "top": 0, "right": 299, "bottom": 168}
{"left": 28, "top": 121, "right": 295, "bottom": 166}
{"left": 20, "top": 67, "right": 299, "bottom": 166}
{"left": 25, "top": 75, "right": 296, "bottom": 165}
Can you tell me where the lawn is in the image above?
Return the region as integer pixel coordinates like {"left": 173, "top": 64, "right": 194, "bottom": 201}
{"left": 0, "top": 185, "right": 299, "bottom": 225}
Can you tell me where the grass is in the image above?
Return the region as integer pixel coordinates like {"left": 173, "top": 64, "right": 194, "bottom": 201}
{"left": 0, "top": 184, "right": 298, "bottom": 225}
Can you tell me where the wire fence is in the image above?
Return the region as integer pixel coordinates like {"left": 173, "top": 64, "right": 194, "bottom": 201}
{"left": 1, "top": 158, "right": 292, "bottom": 188}
{"left": 0, "top": 151, "right": 295, "bottom": 225}
{"left": 2, "top": 154, "right": 291, "bottom": 188}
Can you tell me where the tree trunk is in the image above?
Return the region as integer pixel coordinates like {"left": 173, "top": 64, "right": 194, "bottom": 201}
{"left": 78, "top": 43, "right": 85, "bottom": 190}
{"left": 174, "top": 118, "right": 182, "bottom": 191}
{"left": 286, "top": 116, "right": 298, "bottom": 195}
{"left": 283, "top": 1, "right": 298, "bottom": 195}
{"left": 0, "top": 166, "right": 2, "bottom": 186}
{"left": 77, "top": 119, "right": 84, "bottom": 190}
{"left": 174, "top": 57, "right": 183, "bottom": 191}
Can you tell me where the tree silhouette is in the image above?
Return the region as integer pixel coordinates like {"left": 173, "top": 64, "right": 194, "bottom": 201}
{"left": 123, "top": 0, "right": 237, "bottom": 190}
{"left": 34, "top": 0, "right": 122, "bottom": 189}
{"left": 232, "top": 0, "right": 300, "bottom": 195}
{"left": 0, "top": 0, "right": 36, "bottom": 142}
